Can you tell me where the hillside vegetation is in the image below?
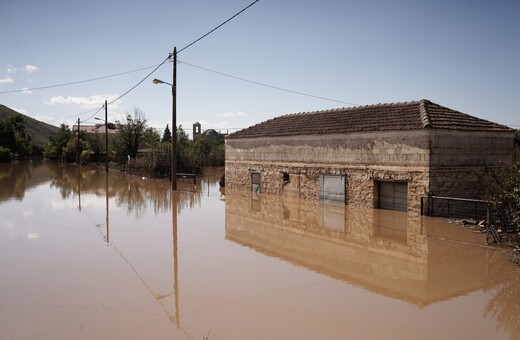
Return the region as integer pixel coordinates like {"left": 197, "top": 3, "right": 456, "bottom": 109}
{"left": 0, "top": 104, "right": 59, "bottom": 148}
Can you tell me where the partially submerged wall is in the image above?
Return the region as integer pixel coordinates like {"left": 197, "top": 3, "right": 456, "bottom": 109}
{"left": 428, "top": 130, "right": 515, "bottom": 199}
{"left": 226, "top": 130, "right": 430, "bottom": 213}
{"left": 225, "top": 129, "right": 515, "bottom": 213}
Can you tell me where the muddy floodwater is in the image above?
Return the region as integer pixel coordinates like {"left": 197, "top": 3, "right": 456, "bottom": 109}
{"left": 1, "top": 161, "right": 519, "bottom": 340}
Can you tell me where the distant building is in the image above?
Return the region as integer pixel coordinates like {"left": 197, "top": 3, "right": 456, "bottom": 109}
{"left": 192, "top": 122, "right": 227, "bottom": 142}
{"left": 225, "top": 99, "right": 515, "bottom": 214}
{"left": 73, "top": 123, "right": 117, "bottom": 134}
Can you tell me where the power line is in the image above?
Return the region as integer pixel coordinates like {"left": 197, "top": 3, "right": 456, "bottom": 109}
{"left": 107, "top": 56, "right": 171, "bottom": 105}
{"left": 71, "top": 56, "right": 170, "bottom": 123}
{"left": 3, "top": 1, "right": 261, "bottom": 125}
{"left": 0, "top": 63, "right": 163, "bottom": 95}
{"left": 81, "top": 106, "right": 105, "bottom": 124}
{"left": 178, "top": 0, "right": 260, "bottom": 54}
{"left": 1, "top": 0, "right": 261, "bottom": 97}
{"left": 179, "top": 60, "right": 359, "bottom": 106}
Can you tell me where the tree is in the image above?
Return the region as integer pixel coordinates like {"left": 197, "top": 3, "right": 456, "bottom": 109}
{"left": 487, "top": 150, "right": 520, "bottom": 235}
{"left": 46, "top": 124, "right": 72, "bottom": 160}
{"left": 85, "top": 131, "right": 103, "bottom": 162}
{"left": 162, "top": 124, "right": 172, "bottom": 143}
{"left": 63, "top": 135, "right": 88, "bottom": 163}
{"left": 113, "top": 108, "right": 147, "bottom": 159}
{"left": 0, "top": 115, "right": 32, "bottom": 158}
{"left": 142, "top": 127, "right": 161, "bottom": 148}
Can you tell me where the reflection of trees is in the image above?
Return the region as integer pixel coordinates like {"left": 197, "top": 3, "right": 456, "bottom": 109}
{"left": 484, "top": 265, "right": 520, "bottom": 339}
{"left": 47, "top": 163, "right": 212, "bottom": 218}
{"left": 1, "top": 161, "right": 222, "bottom": 217}
{"left": 0, "top": 160, "right": 49, "bottom": 202}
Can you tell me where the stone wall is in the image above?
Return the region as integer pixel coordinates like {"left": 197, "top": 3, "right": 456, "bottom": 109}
{"left": 225, "top": 129, "right": 515, "bottom": 214}
{"left": 428, "top": 130, "right": 515, "bottom": 199}
{"left": 226, "top": 130, "right": 431, "bottom": 214}
{"left": 226, "top": 130, "right": 431, "bottom": 167}
{"left": 225, "top": 163, "right": 429, "bottom": 213}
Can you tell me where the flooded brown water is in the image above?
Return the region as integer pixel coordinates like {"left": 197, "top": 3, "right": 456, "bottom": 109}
{"left": 1, "top": 160, "right": 519, "bottom": 340}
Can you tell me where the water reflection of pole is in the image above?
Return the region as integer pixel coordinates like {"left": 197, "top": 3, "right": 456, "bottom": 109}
{"left": 105, "top": 172, "right": 110, "bottom": 244}
{"left": 172, "top": 190, "right": 179, "bottom": 328}
{"left": 77, "top": 165, "right": 81, "bottom": 211}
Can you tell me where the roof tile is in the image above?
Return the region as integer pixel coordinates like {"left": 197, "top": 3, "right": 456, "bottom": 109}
{"left": 227, "top": 99, "right": 512, "bottom": 139}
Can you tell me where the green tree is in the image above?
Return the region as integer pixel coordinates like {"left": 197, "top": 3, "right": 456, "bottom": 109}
{"left": 0, "top": 146, "right": 11, "bottom": 162}
{"left": 176, "top": 125, "right": 204, "bottom": 174}
{"left": 487, "top": 150, "right": 520, "bottom": 235}
{"left": 86, "top": 131, "right": 103, "bottom": 162}
{"left": 142, "top": 127, "right": 161, "bottom": 149}
{"left": 63, "top": 135, "right": 88, "bottom": 163}
{"left": 113, "top": 108, "right": 147, "bottom": 159}
{"left": 162, "top": 124, "right": 172, "bottom": 143}
{"left": 46, "top": 124, "right": 72, "bottom": 160}
{"left": 0, "top": 115, "right": 32, "bottom": 158}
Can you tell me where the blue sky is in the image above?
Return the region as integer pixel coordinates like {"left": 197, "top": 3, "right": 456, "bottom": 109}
{"left": 1, "top": 0, "right": 519, "bottom": 136}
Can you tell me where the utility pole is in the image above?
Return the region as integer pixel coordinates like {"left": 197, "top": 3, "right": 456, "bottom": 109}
{"left": 105, "top": 100, "right": 108, "bottom": 173}
{"left": 171, "top": 47, "right": 177, "bottom": 190}
{"left": 77, "top": 118, "right": 80, "bottom": 165}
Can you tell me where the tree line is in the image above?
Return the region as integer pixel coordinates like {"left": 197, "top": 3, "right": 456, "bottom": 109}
{"left": 0, "top": 108, "right": 224, "bottom": 176}
{"left": 0, "top": 114, "right": 35, "bottom": 161}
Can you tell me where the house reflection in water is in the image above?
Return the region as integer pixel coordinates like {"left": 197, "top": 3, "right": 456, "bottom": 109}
{"left": 225, "top": 189, "right": 497, "bottom": 307}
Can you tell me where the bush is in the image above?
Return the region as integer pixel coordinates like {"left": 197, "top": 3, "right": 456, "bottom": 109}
{"left": 487, "top": 150, "right": 520, "bottom": 234}
{"left": 0, "top": 146, "right": 11, "bottom": 162}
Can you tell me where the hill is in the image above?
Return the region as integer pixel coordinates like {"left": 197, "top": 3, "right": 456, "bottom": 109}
{"left": 0, "top": 104, "right": 59, "bottom": 148}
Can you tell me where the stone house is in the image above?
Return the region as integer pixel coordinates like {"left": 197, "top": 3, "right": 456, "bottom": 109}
{"left": 225, "top": 99, "right": 515, "bottom": 214}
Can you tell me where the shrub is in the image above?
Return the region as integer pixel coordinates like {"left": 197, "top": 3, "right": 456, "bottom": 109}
{"left": 0, "top": 146, "right": 11, "bottom": 162}
{"left": 487, "top": 150, "right": 520, "bottom": 235}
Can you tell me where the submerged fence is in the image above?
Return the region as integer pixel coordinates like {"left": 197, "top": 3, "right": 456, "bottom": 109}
{"left": 420, "top": 195, "right": 489, "bottom": 222}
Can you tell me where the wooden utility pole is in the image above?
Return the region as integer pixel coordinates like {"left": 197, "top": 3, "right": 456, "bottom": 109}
{"left": 105, "top": 100, "right": 109, "bottom": 173}
{"left": 171, "top": 47, "right": 177, "bottom": 190}
{"left": 77, "top": 118, "right": 80, "bottom": 165}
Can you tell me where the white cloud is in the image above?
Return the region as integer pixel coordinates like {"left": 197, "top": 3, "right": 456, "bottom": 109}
{"left": 44, "top": 93, "right": 122, "bottom": 109}
{"left": 215, "top": 111, "right": 245, "bottom": 117}
{"left": 0, "top": 75, "right": 14, "bottom": 84}
{"left": 7, "top": 65, "right": 17, "bottom": 74}
{"left": 21, "top": 87, "right": 32, "bottom": 94}
{"left": 24, "top": 64, "right": 39, "bottom": 73}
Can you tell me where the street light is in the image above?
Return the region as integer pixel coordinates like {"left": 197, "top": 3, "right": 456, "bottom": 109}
{"left": 152, "top": 78, "right": 171, "bottom": 86}
{"left": 153, "top": 47, "right": 177, "bottom": 190}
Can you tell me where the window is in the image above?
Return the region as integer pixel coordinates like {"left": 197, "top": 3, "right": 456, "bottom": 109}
{"left": 251, "top": 172, "right": 261, "bottom": 193}
{"left": 319, "top": 174, "right": 345, "bottom": 204}
{"left": 376, "top": 181, "right": 408, "bottom": 212}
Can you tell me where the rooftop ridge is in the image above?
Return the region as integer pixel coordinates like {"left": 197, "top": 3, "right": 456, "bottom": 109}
{"left": 279, "top": 100, "right": 424, "bottom": 118}
{"left": 226, "top": 99, "right": 513, "bottom": 140}
{"left": 419, "top": 99, "right": 432, "bottom": 128}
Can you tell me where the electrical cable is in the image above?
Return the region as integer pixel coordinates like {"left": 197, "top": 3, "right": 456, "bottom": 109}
{"left": 3, "top": 0, "right": 261, "bottom": 125}
{"left": 178, "top": 0, "right": 260, "bottom": 54}
{"left": 81, "top": 105, "right": 105, "bottom": 124}
{"left": 70, "top": 56, "right": 171, "bottom": 123}
{"left": 97, "top": 0, "right": 261, "bottom": 121}
{"left": 179, "top": 60, "right": 359, "bottom": 106}
{"left": 0, "top": 63, "right": 163, "bottom": 95}
{"left": 107, "top": 56, "right": 171, "bottom": 106}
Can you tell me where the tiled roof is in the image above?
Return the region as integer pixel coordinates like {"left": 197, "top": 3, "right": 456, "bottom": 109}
{"left": 227, "top": 99, "right": 512, "bottom": 139}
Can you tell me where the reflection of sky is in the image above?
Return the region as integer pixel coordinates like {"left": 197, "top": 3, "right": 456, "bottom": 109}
{"left": 26, "top": 232, "right": 40, "bottom": 240}
{"left": 49, "top": 195, "right": 107, "bottom": 210}
{"left": 0, "top": 219, "right": 17, "bottom": 239}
